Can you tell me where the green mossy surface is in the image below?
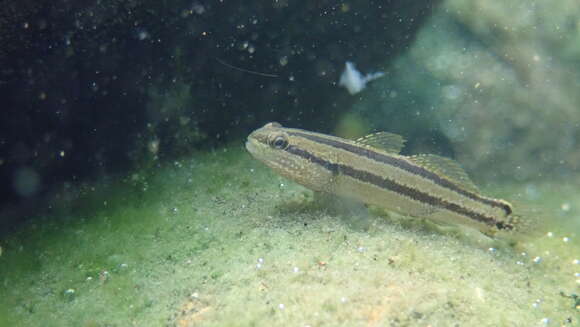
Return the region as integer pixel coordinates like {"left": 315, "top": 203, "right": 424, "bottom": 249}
{"left": 0, "top": 146, "right": 578, "bottom": 326}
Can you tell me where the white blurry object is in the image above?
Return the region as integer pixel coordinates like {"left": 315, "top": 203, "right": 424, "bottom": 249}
{"left": 338, "top": 61, "right": 384, "bottom": 95}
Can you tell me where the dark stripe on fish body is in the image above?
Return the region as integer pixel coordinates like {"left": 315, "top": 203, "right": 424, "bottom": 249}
{"left": 288, "top": 131, "right": 512, "bottom": 216}
{"left": 286, "top": 145, "right": 339, "bottom": 174}
{"left": 286, "top": 145, "right": 510, "bottom": 229}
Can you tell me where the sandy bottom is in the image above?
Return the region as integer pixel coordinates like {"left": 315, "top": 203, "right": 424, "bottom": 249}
{"left": 0, "top": 145, "right": 578, "bottom": 326}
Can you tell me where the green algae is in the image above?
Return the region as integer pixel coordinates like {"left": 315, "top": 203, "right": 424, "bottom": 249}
{"left": 0, "top": 145, "right": 578, "bottom": 326}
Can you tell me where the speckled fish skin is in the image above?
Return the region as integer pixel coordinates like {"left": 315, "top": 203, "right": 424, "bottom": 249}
{"left": 246, "top": 122, "right": 517, "bottom": 234}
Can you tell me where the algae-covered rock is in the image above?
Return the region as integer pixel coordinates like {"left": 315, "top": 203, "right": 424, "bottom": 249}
{"left": 351, "top": 0, "right": 580, "bottom": 182}
{"left": 0, "top": 146, "right": 577, "bottom": 326}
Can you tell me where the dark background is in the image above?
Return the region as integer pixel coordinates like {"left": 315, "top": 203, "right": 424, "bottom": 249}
{"left": 0, "top": 0, "right": 441, "bottom": 231}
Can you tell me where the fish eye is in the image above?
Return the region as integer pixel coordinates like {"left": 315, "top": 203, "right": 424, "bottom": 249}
{"left": 270, "top": 135, "right": 288, "bottom": 149}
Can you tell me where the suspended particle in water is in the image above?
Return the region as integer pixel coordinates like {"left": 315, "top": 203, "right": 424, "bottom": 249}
{"left": 135, "top": 28, "right": 150, "bottom": 40}
{"left": 442, "top": 85, "right": 462, "bottom": 100}
{"left": 13, "top": 167, "right": 41, "bottom": 197}
{"left": 191, "top": 2, "right": 205, "bottom": 14}
{"left": 63, "top": 288, "right": 76, "bottom": 302}
{"left": 148, "top": 139, "right": 160, "bottom": 155}
{"left": 279, "top": 56, "right": 288, "bottom": 66}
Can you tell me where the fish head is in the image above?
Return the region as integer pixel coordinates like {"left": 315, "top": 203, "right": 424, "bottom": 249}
{"left": 246, "top": 122, "right": 296, "bottom": 175}
{"left": 246, "top": 122, "right": 336, "bottom": 191}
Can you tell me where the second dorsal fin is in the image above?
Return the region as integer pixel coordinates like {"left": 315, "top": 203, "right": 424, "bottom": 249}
{"left": 409, "top": 154, "right": 480, "bottom": 193}
{"left": 355, "top": 132, "right": 406, "bottom": 154}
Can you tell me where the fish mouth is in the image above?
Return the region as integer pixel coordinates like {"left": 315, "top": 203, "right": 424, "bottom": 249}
{"left": 245, "top": 137, "right": 260, "bottom": 156}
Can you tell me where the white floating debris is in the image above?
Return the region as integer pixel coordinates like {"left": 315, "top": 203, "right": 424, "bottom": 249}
{"left": 560, "top": 202, "right": 571, "bottom": 211}
{"left": 474, "top": 287, "right": 485, "bottom": 301}
{"left": 63, "top": 288, "right": 76, "bottom": 301}
{"left": 278, "top": 303, "right": 285, "bottom": 310}
{"left": 338, "top": 61, "right": 384, "bottom": 95}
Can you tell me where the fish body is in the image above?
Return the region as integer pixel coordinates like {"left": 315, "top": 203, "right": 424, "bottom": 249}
{"left": 246, "top": 122, "right": 517, "bottom": 234}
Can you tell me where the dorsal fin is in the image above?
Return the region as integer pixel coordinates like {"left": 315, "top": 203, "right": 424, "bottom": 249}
{"left": 355, "top": 132, "right": 406, "bottom": 154}
{"left": 408, "top": 154, "right": 480, "bottom": 193}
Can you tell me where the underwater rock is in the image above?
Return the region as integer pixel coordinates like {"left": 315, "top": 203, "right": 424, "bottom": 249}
{"left": 349, "top": 0, "right": 580, "bottom": 181}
